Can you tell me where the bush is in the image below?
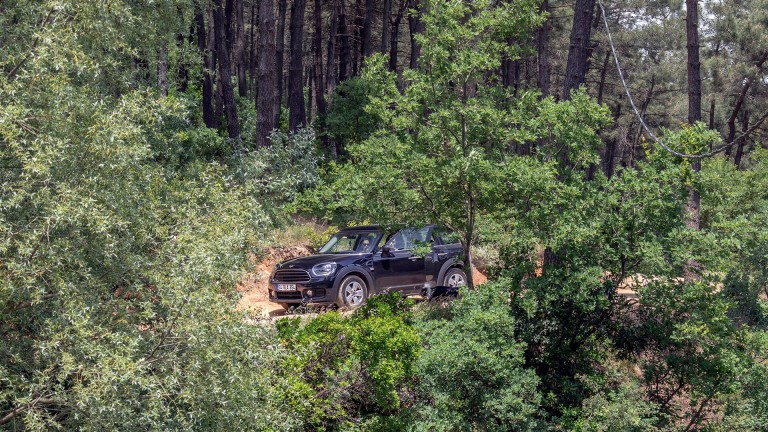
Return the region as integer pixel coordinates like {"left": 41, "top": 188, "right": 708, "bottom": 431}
{"left": 275, "top": 293, "right": 421, "bottom": 430}
{"left": 407, "top": 283, "right": 543, "bottom": 431}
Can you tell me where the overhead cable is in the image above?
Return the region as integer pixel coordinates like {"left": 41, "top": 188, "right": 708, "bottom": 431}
{"left": 597, "top": 0, "right": 768, "bottom": 159}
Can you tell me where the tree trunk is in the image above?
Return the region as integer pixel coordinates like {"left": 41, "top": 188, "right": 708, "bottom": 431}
{"left": 353, "top": 0, "right": 364, "bottom": 75}
{"left": 326, "top": 0, "right": 339, "bottom": 92}
{"left": 338, "top": 0, "right": 352, "bottom": 81}
{"left": 313, "top": 0, "right": 326, "bottom": 120}
{"left": 214, "top": 0, "right": 241, "bottom": 144}
{"left": 536, "top": 0, "right": 550, "bottom": 97}
{"left": 603, "top": 101, "right": 621, "bottom": 178}
{"left": 388, "top": 0, "right": 405, "bottom": 72}
{"left": 289, "top": 0, "right": 308, "bottom": 130}
{"left": 257, "top": 0, "right": 279, "bottom": 147}
{"left": 176, "top": 30, "right": 191, "bottom": 92}
{"left": 563, "top": 0, "right": 596, "bottom": 99}
{"left": 157, "top": 43, "right": 169, "bottom": 96}
{"left": 361, "top": 0, "right": 374, "bottom": 58}
{"left": 248, "top": 0, "right": 257, "bottom": 99}
{"left": 407, "top": 0, "right": 424, "bottom": 69}
{"left": 686, "top": 0, "right": 702, "bottom": 126}
{"left": 196, "top": 6, "right": 218, "bottom": 128}
{"left": 734, "top": 108, "right": 749, "bottom": 168}
{"left": 276, "top": 0, "right": 288, "bottom": 123}
{"left": 596, "top": 49, "right": 610, "bottom": 105}
{"left": 381, "top": 0, "right": 392, "bottom": 55}
{"left": 683, "top": 0, "right": 701, "bottom": 281}
{"left": 235, "top": 0, "right": 248, "bottom": 97}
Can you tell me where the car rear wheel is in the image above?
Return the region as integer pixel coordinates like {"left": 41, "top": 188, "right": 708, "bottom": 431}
{"left": 442, "top": 268, "right": 467, "bottom": 288}
{"left": 336, "top": 275, "right": 368, "bottom": 310}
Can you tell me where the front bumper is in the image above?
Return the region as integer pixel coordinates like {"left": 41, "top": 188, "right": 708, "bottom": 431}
{"left": 268, "top": 278, "right": 337, "bottom": 305}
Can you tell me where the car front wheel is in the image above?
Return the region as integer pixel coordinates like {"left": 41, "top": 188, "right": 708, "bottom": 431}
{"left": 336, "top": 275, "right": 368, "bottom": 310}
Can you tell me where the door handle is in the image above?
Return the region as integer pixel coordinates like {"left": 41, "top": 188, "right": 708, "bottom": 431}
{"left": 409, "top": 256, "right": 422, "bottom": 261}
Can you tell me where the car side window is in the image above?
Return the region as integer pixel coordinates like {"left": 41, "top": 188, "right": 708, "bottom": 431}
{"left": 388, "top": 231, "right": 408, "bottom": 250}
{"left": 387, "top": 227, "right": 432, "bottom": 250}
{"left": 433, "top": 227, "right": 460, "bottom": 245}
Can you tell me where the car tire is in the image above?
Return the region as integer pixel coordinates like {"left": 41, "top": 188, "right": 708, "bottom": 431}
{"left": 442, "top": 267, "right": 468, "bottom": 288}
{"left": 336, "top": 275, "right": 368, "bottom": 310}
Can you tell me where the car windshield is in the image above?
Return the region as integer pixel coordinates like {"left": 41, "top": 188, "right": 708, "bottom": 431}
{"left": 319, "top": 231, "right": 381, "bottom": 254}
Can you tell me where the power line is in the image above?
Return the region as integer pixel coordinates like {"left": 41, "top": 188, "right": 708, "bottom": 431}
{"left": 597, "top": 0, "right": 768, "bottom": 160}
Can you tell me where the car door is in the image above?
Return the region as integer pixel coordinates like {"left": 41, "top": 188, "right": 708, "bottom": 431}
{"left": 372, "top": 228, "right": 429, "bottom": 293}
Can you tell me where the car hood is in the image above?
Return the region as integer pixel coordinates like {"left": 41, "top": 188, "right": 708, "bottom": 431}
{"left": 278, "top": 253, "right": 368, "bottom": 268}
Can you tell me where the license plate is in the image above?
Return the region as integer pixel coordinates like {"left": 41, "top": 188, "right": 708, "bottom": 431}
{"left": 276, "top": 283, "right": 297, "bottom": 291}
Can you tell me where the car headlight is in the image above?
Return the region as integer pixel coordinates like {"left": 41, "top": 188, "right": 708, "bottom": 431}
{"left": 312, "top": 262, "right": 337, "bottom": 277}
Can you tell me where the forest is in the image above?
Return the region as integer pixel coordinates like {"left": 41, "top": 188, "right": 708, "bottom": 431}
{"left": 1, "top": 0, "right": 767, "bottom": 430}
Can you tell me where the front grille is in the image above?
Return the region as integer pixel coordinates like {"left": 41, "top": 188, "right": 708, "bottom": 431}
{"left": 276, "top": 291, "right": 303, "bottom": 300}
{"left": 274, "top": 269, "right": 311, "bottom": 283}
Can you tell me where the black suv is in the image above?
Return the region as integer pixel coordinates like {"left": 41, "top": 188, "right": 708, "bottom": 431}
{"left": 268, "top": 225, "right": 467, "bottom": 309}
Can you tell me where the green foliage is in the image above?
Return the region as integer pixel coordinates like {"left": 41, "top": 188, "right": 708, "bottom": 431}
{"left": 275, "top": 293, "right": 420, "bottom": 430}
{"left": 405, "top": 284, "right": 543, "bottom": 431}
{"left": 325, "top": 77, "right": 383, "bottom": 152}
{"left": 233, "top": 128, "right": 323, "bottom": 209}
{"left": 632, "top": 280, "right": 753, "bottom": 429}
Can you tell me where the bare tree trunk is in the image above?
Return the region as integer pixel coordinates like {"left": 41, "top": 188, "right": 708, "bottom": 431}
{"left": 352, "top": 0, "right": 364, "bottom": 74}
{"left": 686, "top": 0, "right": 702, "bottom": 126}
{"left": 214, "top": 0, "right": 241, "bottom": 144}
{"left": 235, "top": 0, "right": 248, "bottom": 97}
{"left": 338, "top": 0, "right": 352, "bottom": 81}
{"left": 734, "top": 108, "right": 749, "bottom": 168}
{"left": 257, "top": 0, "right": 279, "bottom": 147}
{"left": 176, "top": 30, "right": 191, "bottom": 92}
{"left": 381, "top": 0, "right": 391, "bottom": 54}
{"left": 407, "top": 0, "right": 424, "bottom": 69}
{"left": 326, "top": 0, "right": 339, "bottom": 92}
{"left": 248, "top": 0, "right": 257, "bottom": 98}
{"left": 157, "top": 43, "right": 169, "bottom": 96}
{"left": 210, "top": 7, "right": 225, "bottom": 124}
{"left": 276, "top": 0, "right": 288, "bottom": 124}
{"left": 289, "top": 0, "right": 308, "bottom": 130}
{"left": 684, "top": 0, "right": 701, "bottom": 281}
{"left": 197, "top": 6, "right": 218, "bottom": 128}
{"left": 388, "top": 0, "right": 405, "bottom": 72}
{"left": 313, "top": 0, "right": 326, "bottom": 120}
{"left": 536, "top": 0, "right": 550, "bottom": 97}
{"left": 563, "top": 0, "right": 596, "bottom": 99}
{"left": 596, "top": 49, "right": 610, "bottom": 105}
{"left": 361, "top": 0, "right": 374, "bottom": 58}
{"left": 603, "top": 101, "right": 621, "bottom": 178}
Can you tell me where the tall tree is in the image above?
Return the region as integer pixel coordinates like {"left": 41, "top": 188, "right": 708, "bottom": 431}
{"left": 685, "top": 0, "right": 701, "bottom": 237}
{"left": 257, "top": 0, "right": 279, "bottom": 146}
{"left": 388, "top": 0, "right": 406, "bottom": 71}
{"left": 563, "top": 0, "right": 596, "bottom": 99}
{"left": 381, "top": 0, "right": 392, "bottom": 54}
{"left": 313, "top": 0, "right": 327, "bottom": 121}
{"left": 276, "top": 0, "right": 288, "bottom": 124}
{"left": 536, "top": 0, "right": 550, "bottom": 97}
{"left": 196, "top": 6, "right": 218, "bottom": 128}
{"left": 214, "top": 0, "right": 241, "bottom": 143}
{"left": 235, "top": 0, "right": 248, "bottom": 97}
{"left": 326, "top": 0, "right": 339, "bottom": 93}
{"left": 289, "top": 0, "right": 308, "bottom": 130}
{"left": 361, "top": 0, "right": 375, "bottom": 58}
{"left": 338, "top": 0, "right": 353, "bottom": 81}
{"left": 407, "top": 0, "right": 425, "bottom": 69}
